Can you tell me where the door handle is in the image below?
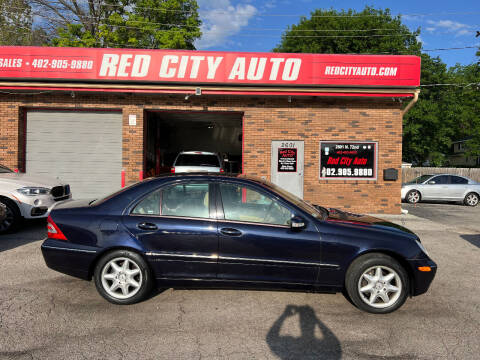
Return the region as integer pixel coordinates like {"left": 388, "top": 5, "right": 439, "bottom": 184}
{"left": 220, "top": 228, "right": 242, "bottom": 236}
{"left": 137, "top": 222, "right": 158, "bottom": 231}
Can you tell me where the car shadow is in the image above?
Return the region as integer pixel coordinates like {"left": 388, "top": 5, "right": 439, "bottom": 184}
{"left": 266, "top": 305, "right": 342, "bottom": 360}
{"left": 460, "top": 234, "right": 480, "bottom": 249}
{"left": 0, "top": 219, "right": 46, "bottom": 252}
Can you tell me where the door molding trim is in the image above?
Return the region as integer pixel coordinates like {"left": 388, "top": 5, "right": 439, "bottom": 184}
{"left": 145, "top": 251, "right": 339, "bottom": 268}
{"left": 219, "top": 255, "right": 338, "bottom": 268}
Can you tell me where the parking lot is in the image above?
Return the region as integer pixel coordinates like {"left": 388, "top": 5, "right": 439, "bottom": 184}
{"left": 1, "top": 203, "right": 479, "bottom": 360}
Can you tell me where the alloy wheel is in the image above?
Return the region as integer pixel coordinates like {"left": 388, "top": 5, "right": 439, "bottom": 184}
{"left": 407, "top": 191, "right": 420, "bottom": 203}
{"left": 465, "top": 194, "right": 478, "bottom": 206}
{"left": 357, "top": 266, "right": 402, "bottom": 309}
{"left": 101, "top": 257, "right": 143, "bottom": 300}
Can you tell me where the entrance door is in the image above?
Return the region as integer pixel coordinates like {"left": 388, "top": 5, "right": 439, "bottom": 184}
{"left": 271, "top": 140, "right": 304, "bottom": 198}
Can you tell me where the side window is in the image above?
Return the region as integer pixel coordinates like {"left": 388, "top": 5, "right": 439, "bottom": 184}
{"left": 219, "top": 183, "right": 293, "bottom": 226}
{"left": 432, "top": 175, "right": 449, "bottom": 184}
{"left": 161, "top": 183, "right": 210, "bottom": 219}
{"left": 132, "top": 190, "right": 160, "bottom": 215}
{"left": 451, "top": 176, "right": 468, "bottom": 184}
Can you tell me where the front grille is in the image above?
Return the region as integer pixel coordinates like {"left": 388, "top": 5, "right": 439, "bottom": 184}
{"left": 51, "top": 185, "right": 71, "bottom": 200}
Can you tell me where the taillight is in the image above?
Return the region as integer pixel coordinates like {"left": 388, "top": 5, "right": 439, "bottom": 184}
{"left": 47, "top": 215, "right": 67, "bottom": 241}
{"left": 170, "top": 167, "right": 175, "bottom": 173}
{"left": 220, "top": 168, "right": 225, "bottom": 173}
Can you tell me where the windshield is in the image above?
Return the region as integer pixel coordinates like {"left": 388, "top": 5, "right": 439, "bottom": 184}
{"left": 405, "top": 175, "right": 433, "bottom": 184}
{"left": 0, "top": 165, "right": 13, "bottom": 173}
{"left": 259, "top": 179, "right": 327, "bottom": 220}
{"left": 175, "top": 154, "right": 220, "bottom": 167}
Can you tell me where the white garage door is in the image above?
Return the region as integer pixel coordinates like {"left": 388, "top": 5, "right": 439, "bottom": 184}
{"left": 26, "top": 110, "right": 123, "bottom": 199}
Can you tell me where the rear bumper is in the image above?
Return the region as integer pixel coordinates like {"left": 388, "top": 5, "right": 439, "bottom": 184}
{"left": 408, "top": 258, "right": 437, "bottom": 296}
{"left": 41, "top": 238, "right": 98, "bottom": 280}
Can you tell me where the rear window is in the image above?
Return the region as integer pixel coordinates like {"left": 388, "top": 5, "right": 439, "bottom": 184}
{"left": 175, "top": 154, "right": 220, "bottom": 167}
{"left": 451, "top": 176, "right": 468, "bottom": 184}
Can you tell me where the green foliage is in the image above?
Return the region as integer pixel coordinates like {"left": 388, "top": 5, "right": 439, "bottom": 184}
{"left": 0, "top": 0, "right": 44, "bottom": 45}
{"left": 51, "top": 0, "right": 201, "bottom": 49}
{"left": 273, "top": 6, "right": 421, "bottom": 55}
{"left": 404, "top": 59, "right": 480, "bottom": 165}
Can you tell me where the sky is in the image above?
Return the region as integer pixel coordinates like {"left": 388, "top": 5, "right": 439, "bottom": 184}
{"left": 195, "top": 0, "right": 480, "bottom": 68}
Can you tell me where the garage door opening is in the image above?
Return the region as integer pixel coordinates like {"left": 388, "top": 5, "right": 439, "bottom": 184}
{"left": 145, "top": 111, "right": 243, "bottom": 176}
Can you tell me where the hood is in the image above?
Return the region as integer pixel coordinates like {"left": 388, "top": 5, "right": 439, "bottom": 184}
{"left": 0, "top": 173, "right": 65, "bottom": 188}
{"left": 323, "top": 207, "right": 417, "bottom": 238}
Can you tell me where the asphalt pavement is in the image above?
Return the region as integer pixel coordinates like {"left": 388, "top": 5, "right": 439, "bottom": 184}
{"left": 0, "top": 204, "right": 479, "bottom": 359}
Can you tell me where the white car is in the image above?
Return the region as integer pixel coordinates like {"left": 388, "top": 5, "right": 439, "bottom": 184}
{"left": 0, "top": 165, "right": 72, "bottom": 233}
{"left": 171, "top": 151, "right": 224, "bottom": 173}
{"left": 401, "top": 174, "right": 480, "bottom": 206}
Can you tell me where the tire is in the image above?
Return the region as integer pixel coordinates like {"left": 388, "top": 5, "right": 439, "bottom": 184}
{"left": 0, "top": 198, "right": 22, "bottom": 234}
{"left": 345, "top": 253, "right": 409, "bottom": 314}
{"left": 406, "top": 190, "right": 421, "bottom": 204}
{"left": 464, "top": 192, "right": 479, "bottom": 207}
{"left": 94, "top": 249, "right": 153, "bottom": 305}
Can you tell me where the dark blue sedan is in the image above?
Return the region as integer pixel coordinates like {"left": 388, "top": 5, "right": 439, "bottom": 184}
{"left": 41, "top": 174, "right": 436, "bottom": 314}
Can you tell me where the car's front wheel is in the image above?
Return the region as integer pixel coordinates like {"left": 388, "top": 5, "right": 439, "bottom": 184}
{"left": 345, "top": 253, "right": 409, "bottom": 314}
{"left": 0, "top": 198, "right": 21, "bottom": 234}
{"left": 464, "top": 192, "right": 479, "bottom": 207}
{"left": 406, "top": 190, "right": 421, "bottom": 204}
{"left": 94, "top": 250, "right": 153, "bottom": 305}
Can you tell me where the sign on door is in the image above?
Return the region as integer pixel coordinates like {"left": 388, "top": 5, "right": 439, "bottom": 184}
{"left": 271, "top": 141, "right": 304, "bottom": 198}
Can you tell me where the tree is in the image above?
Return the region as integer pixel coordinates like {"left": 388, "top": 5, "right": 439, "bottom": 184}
{"left": 31, "top": 0, "right": 201, "bottom": 49}
{"left": 402, "top": 55, "right": 452, "bottom": 165}
{"left": 445, "top": 63, "right": 480, "bottom": 159}
{"left": 273, "top": 6, "right": 421, "bottom": 55}
{"left": 0, "top": 0, "right": 45, "bottom": 45}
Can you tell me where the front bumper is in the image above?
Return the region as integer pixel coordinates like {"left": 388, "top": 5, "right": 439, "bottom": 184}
{"left": 16, "top": 193, "right": 72, "bottom": 219}
{"left": 41, "top": 238, "right": 98, "bottom": 280}
{"left": 408, "top": 258, "right": 437, "bottom": 296}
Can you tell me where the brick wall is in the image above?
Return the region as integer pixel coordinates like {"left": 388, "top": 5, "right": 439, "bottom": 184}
{"left": 0, "top": 92, "right": 403, "bottom": 214}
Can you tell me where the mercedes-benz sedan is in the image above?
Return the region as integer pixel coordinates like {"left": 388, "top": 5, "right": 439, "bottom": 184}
{"left": 41, "top": 174, "right": 436, "bottom": 314}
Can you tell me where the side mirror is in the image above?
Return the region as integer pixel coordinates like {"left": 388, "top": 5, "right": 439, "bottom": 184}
{"left": 290, "top": 216, "right": 306, "bottom": 230}
{"left": 428, "top": 180, "right": 436, "bottom": 185}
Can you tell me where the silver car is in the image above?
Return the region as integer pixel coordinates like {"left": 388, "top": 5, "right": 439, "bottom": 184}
{"left": 401, "top": 174, "right": 480, "bottom": 206}
{"left": 171, "top": 151, "right": 224, "bottom": 173}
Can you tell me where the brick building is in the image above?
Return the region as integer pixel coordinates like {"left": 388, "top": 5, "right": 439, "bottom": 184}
{"left": 0, "top": 46, "right": 421, "bottom": 214}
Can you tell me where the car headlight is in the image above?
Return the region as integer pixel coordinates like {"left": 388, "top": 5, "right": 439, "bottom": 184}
{"left": 415, "top": 239, "right": 429, "bottom": 256}
{"left": 17, "top": 187, "right": 51, "bottom": 196}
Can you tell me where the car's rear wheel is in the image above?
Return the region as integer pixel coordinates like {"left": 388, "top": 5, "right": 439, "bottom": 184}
{"left": 346, "top": 253, "right": 409, "bottom": 314}
{"left": 406, "top": 190, "right": 421, "bottom": 204}
{"left": 0, "top": 198, "right": 21, "bottom": 234}
{"left": 464, "top": 192, "right": 479, "bottom": 207}
{"left": 94, "top": 250, "right": 152, "bottom": 305}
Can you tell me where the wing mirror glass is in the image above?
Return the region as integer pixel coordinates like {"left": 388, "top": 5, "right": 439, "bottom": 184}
{"left": 428, "top": 180, "right": 436, "bottom": 185}
{"left": 290, "top": 216, "right": 306, "bottom": 230}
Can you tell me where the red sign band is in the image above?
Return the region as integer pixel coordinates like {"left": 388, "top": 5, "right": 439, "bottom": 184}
{"left": 0, "top": 46, "right": 420, "bottom": 87}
